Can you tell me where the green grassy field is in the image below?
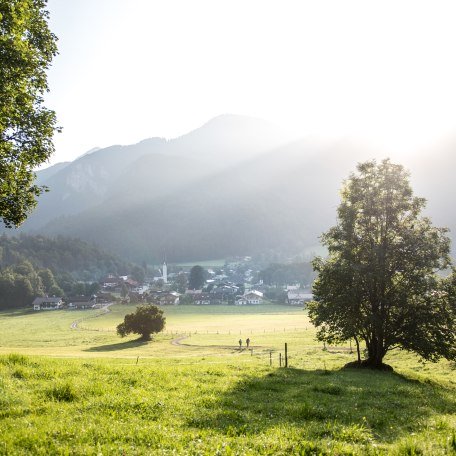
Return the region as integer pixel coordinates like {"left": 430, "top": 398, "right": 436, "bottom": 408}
{"left": 0, "top": 304, "right": 455, "bottom": 454}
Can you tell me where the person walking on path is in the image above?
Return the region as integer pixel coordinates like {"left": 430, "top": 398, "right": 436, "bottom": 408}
{"left": 239, "top": 339, "right": 242, "bottom": 349}
{"left": 246, "top": 337, "right": 250, "bottom": 348}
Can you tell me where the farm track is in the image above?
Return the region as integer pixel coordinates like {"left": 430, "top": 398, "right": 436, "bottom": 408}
{"left": 171, "top": 334, "right": 255, "bottom": 351}
{"left": 169, "top": 334, "right": 351, "bottom": 353}
{"left": 171, "top": 335, "right": 190, "bottom": 346}
{"left": 70, "top": 303, "right": 114, "bottom": 330}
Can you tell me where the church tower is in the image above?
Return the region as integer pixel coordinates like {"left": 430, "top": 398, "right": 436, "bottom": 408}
{"left": 162, "top": 259, "right": 168, "bottom": 283}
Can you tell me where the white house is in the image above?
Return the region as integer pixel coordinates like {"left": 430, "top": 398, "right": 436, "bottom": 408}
{"left": 132, "top": 284, "right": 150, "bottom": 295}
{"left": 185, "top": 289, "right": 203, "bottom": 295}
{"left": 32, "top": 297, "right": 63, "bottom": 311}
{"left": 287, "top": 290, "right": 313, "bottom": 306}
{"left": 67, "top": 295, "right": 97, "bottom": 309}
{"left": 235, "top": 290, "right": 263, "bottom": 305}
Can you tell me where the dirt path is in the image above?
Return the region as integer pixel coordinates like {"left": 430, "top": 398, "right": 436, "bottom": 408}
{"left": 171, "top": 335, "right": 190, "bottom": 346}
{"left": 170, "top": 335, "right": 262, "bottom": 351}
{"left": 169, "top": 335, "right": 352, "bottom": 354}
{"left": 70, "top": 303, "right": 113, "bottom": 330}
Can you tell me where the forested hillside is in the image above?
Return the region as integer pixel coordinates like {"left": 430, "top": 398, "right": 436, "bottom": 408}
{"left": 0, "top": 234, "right": 131, "bottom": 310}
{"left": 0, "top": 234, "right": 130, "bottom": 280}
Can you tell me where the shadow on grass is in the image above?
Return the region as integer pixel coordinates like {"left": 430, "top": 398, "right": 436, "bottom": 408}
{"left": 188, "top": 367, "right": 456, "bottom": 444}
{"left": 0, "top": 308, "right": 35, "bottom": 317}
{"left": 83, "top": 339, "right": 149, "bottom": 352}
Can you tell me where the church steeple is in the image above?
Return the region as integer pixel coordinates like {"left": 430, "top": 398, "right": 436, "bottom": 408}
{"left": 162, "top": 253, "right": 168, "bottom": 283}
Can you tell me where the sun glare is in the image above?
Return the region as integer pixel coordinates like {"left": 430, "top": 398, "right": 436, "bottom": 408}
{"left": 45, "top": 0, "right": 456, "bottom": 163}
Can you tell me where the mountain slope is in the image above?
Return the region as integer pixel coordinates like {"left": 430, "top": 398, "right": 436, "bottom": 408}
{"left": 37, "top": 138, "right": 369, "bottom": 262}
{"left": 20, "top": 115, "right": 288, "bottom": 231}
{"left": 13, "top": 115, "right": 456, "bottom": 262}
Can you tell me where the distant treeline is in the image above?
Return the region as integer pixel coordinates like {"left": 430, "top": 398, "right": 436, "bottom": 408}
{"left": 0, "top": 260, "right": 102, "bottom": 310}
{"left": 0, "top": 234, "right": 132, "bottom": 310}
{"left": 0, "top": 234, "right": 130, "bottom": 281}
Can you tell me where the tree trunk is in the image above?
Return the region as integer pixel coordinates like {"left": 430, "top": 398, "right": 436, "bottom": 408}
{"left": 365, "top": 339, "right": 386, "bottom": 368}
{"left": 354, "top": 336, "right": 361, "bottom": 364}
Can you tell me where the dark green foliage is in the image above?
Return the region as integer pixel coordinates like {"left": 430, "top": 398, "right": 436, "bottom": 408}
{"left": 173, "top": 272, "right": 188, "bottom": 293}
{"left": 263, "top": 286, "right": 287, "bottom": 304}
{"left": 46, "top": 382, "right": 77, "bottom": 402}
{"left": 312, "top": 384, "right": 343, "bottom": 396}
{"left": 0, "top": 0, "right": 59, "bottom": 227}
{"left": 450, "top": 432, "right": 456, "bottom": 452}
{"left": 130, "top": 265, "right": 145, "bottom": 283}
{"left": 443, "top": 270, "right": 456, "bottom": 318}
{"left": 38, "top": 268, "right": 63, "bottom": 296}
{"left": 120, "top": 283, "right": 128, "bottom": 298}
{"left": 71, "top": 282, "right": 85, "bottom": 296}
{"left": 0, "top": 261, "right": 42, "bottom": 309}
{"left": 309, "top": 159, "right": 456, "bottom": 368}
{"left": 1, "top": 353, "right": 29, "bottom": 366}
{"left": 0, "top": 234, "right": 130, "bottom": 279}
{"left": 178, "top": 294, "right": 194, "bottom": 305}
{"left": 86, "top": 281, "right": 100, "bottom": 295}
{"left": 117, "top": 304, "right": 166, "bottom": 341}
{"left": 0, "top": 260, "right": 67, "bottom": 309}
{"left": 188, "top": 265, "right": 206, "bottom": 290}
{"left": 0, "top": 234, "right": 133, "bottom": 309}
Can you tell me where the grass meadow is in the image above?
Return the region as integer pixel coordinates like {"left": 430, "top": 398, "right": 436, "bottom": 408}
{"left": 0, "top": 304, "right": 455, "bottom": 454}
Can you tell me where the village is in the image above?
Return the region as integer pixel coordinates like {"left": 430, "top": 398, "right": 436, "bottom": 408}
{"left": 31, "top": 258, "right": 313, "bottom": 311}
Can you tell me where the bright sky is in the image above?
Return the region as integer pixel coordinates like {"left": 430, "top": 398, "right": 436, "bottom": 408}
{"left": 45, "top": 0, "right": 456, "bottom": 165}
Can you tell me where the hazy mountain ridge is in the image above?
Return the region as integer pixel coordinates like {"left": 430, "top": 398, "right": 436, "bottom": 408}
{"left": 12, "top": 115, "right": 456, "bottom": 262}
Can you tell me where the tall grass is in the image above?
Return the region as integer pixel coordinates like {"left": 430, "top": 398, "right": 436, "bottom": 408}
{"left": 0, "top": 355, "right": 454, "bottom": 454}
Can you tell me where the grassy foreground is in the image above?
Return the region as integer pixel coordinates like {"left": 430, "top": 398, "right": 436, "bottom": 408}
{"left": 0, "top": 354, "right": 455, "bottom": 455}
{"left": 0, "top": 305, "right": 455, "bottom": 454}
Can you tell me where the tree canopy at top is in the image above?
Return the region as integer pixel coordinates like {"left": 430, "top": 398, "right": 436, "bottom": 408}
{"left": 0, "top": 0, "right": 58, "bottom": 227}
{"left": 188, "top": 265, "right": 206, "bottom": 290}
{"left": 309, "top": 159, "right": 456, "bottom": 368}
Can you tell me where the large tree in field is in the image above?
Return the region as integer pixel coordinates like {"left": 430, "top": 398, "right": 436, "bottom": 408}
{"left": 0, "top": 0, "right": 59, "bottom": 227}
{"left": 308, "top": 159, "right": 456, "bottom": 368}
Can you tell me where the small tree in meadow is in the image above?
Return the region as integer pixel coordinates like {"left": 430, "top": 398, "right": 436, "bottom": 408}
{"left": 117, "top": 304, "right": 165, "bottom": 341}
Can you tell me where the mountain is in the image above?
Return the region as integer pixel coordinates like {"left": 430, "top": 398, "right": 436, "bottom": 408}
{"left": 23, "top": 138, "right": 168, "bottom": 228}
{"left": 10, "top": 115, "right": 456, "bottom": 262}
{"left": 35, "top": 162, "right": 70, "bottom": 183}
{"left": 20, "top": 115, "right": 288, "bottom": 232}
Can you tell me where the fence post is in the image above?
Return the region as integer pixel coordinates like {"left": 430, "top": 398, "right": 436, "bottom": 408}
{"left": 279, "top": 353, "right": 282, "bottom": 367}
{"left": 269, "top": 351, "right": 272, "bottom": 366}
{"left": 285, "top": 343, "right": 288, "bottom": 368}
